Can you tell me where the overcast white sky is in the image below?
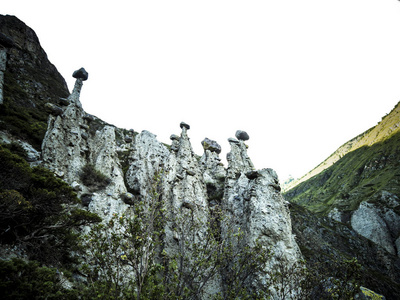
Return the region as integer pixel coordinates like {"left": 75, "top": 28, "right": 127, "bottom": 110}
{"left": 3, "top": 0, "right": 400, "bottom": 180}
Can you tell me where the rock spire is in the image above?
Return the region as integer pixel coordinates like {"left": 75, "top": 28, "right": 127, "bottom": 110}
{"left": 42, "top": 111, "right": 302, "bottom": 297}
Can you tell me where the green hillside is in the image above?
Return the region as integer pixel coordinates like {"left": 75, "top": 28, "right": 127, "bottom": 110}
{"left": 285, "top": 102, "right": 400, "bottom": 215}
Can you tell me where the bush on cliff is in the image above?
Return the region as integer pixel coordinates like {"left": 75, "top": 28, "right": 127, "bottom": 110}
{"left": 80, "top": 164, "right": 111, "bottom": 191}
{"left": 0, "top": 146, "right": 101, "bottom": 266}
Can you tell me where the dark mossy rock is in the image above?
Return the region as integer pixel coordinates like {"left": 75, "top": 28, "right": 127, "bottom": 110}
{"left": 121, "top": 192, "right": 134, "bottom": 205}
{"left": 0, "top": 32, "right": 14, "bottom": 48}
{"left": 245, "top": 170, "right": 260, "bottom": 180}
{"left": 44, "top": 102, "right": 63, "bottom": 116}
{"left": 81, "top": 193, "right": 93, "bottom": 207}
{"left": 72, "top": 67, "right": 88, "bottom": 81}
{"left": 201, "top": 138, "right": 221, "bottom": 154}
{"left": 0, "top": 15, "right": 69, "bottom": 150}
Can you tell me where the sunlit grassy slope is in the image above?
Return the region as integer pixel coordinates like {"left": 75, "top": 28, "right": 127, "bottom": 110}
{"left": 284, "top": 102, "right": 400, "bottom": 214}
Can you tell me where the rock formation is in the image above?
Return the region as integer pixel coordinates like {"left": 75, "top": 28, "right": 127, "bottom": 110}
{"left": 40, "top": 70, "right": 303, "bottom": 296}
{"left": 222, "top": 135, "right": 302, "bottom": 296}
{"left": 3, "top": 14, "right": 399, "bottom": 298}
{"left": 351, "top": 195, "right": 400, "bottom": 256}
{"left": 42, "top": 69, "right": 128, "bottom": 221}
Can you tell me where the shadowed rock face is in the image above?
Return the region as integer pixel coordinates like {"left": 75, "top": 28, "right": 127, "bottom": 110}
{"left": 0, "top": 14, "right": 69, "bottom": 149}
{"left": 0, "top": 15, "right": 68, "bottom": 93}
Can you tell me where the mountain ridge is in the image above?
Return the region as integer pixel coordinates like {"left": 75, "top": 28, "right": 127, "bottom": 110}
{"left": 284, "top": 101, "right": 400, "bottom": 192}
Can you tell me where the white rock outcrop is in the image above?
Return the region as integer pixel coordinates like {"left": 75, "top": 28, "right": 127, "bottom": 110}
{"left": 351, "top": 202, "right": 395, "bottom": 255}
{"left": 222, "top": 137, "right": 303, "bottom": 296}
{"left": 42, "top": 77, "right": 128, "bottom": 220}
{"left": 41, "top": 78, "right": 303, "bottom": 297}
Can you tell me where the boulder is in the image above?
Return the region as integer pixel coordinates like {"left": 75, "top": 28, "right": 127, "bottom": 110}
{"left": 201, "top": 138, "right": 221, "bottom": 154}
{"left": 81, "top": 132, "right": 88, "bottom": 140}
{"left": 228, "top": 137, "right": 240, "bottom": 144}
{"left": 235, "top": 130, "right": 249, "bottom": 141}
{"left": 58, "top": 97, "right": 70, "bottom": 106}
{"left": 170, "top": 134, "right": 180, "bottom": 141}
{"left": 180, "top": 122, "right": 190, "bottom": 130}
{"left": 351, "top": 202, "right": 395, "bottom": 254}
{"left": 121, "top": 192, "right": 134, "bottom": 205}
{"left": 124, "top": 135, "right": 133, "bottom": 143}
{"left": 72, "top": 67, "right": 88, "bottom": 81}
{"left": 71, "top": 181, "right": 82, "bottom": 191}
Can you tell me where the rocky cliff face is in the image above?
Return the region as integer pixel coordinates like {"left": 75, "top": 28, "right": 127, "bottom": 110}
{"left": 0, "top": 16, "right": 305, "bottom": 297}
{"left": 0, "top": 15, "right": 69, "bottom": 150}
{"left": 39, "top": 70, "right": 302, "bottom": 296}
{"left": 290, "top": 203, "right": 400, "bottom": 299}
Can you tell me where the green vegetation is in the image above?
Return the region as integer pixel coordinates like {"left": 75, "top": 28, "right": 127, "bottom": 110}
{"left": 0, "top": 68, "right": 68, "bottom": 150}
{"left": 80, "top": 164, "right": 111, "bottom": 192}
{"left": 285, "top": 131, "right": 400, "bottom": 214}
{"left": 0, "top": 153, "right": 363, "bottom": 298}
{"left": 0, "top": 146, "right": 101, "bottom": 266}
{"left": 0, "top": 258, "right": 77, "bottom": 299}
{"left": 0, "top": 93, "right": 48, "bottom": 151}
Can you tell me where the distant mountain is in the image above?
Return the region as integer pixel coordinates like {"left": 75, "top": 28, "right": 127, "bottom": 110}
{"left": 285, "top": 101, "right": 400, "bottom": 214}
{"left": 284, "top": 102, "right": 400, "bottom": 194}
{"left": 285, "top": 101, "right": 400, "bottom": 254}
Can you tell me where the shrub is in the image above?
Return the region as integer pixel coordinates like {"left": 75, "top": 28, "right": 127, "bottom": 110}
{"left": 0, "top": 258, "right": 76, "bottom": 299}
{"left": 0, "top": 146, "right": 101, "bottom": 265}
{"left": 83, "top": 171, "right": 273, "bottom": 299}
{"left": 80, "top": 164, "right": 111, "bottom": 191}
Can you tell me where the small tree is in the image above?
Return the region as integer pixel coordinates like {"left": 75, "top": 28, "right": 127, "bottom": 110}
{"left": 217, "top": 214, "right": 273, "bottom": 299}
{"left": 160, "top": 207, "right": 223, "bottom": 299}
{"left": 83, "top": 171, "right": 165, "bottom": 299}
{"left": 0, "top": 146, "right": 101, "bottom": 266}
{"left": 82, "top": 171, "right": 275, "bottom": 299}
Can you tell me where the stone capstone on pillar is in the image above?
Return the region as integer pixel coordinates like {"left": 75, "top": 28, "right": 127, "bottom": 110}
{"left": 70, "top": 68, "right": 89, "bottom": 108}
{"left": 235, "top": 130, "right": 250, "bottom": 141}
{"left": 72, "top": 67, "right": 89, "bottom": 81}
{"left": 201, "top": 137, "right": 221, "bottom": 154}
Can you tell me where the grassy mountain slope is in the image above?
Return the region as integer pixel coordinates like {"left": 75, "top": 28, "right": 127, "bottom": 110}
{"left": 285, "top": 101, "right": 400, "bottom": 214}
